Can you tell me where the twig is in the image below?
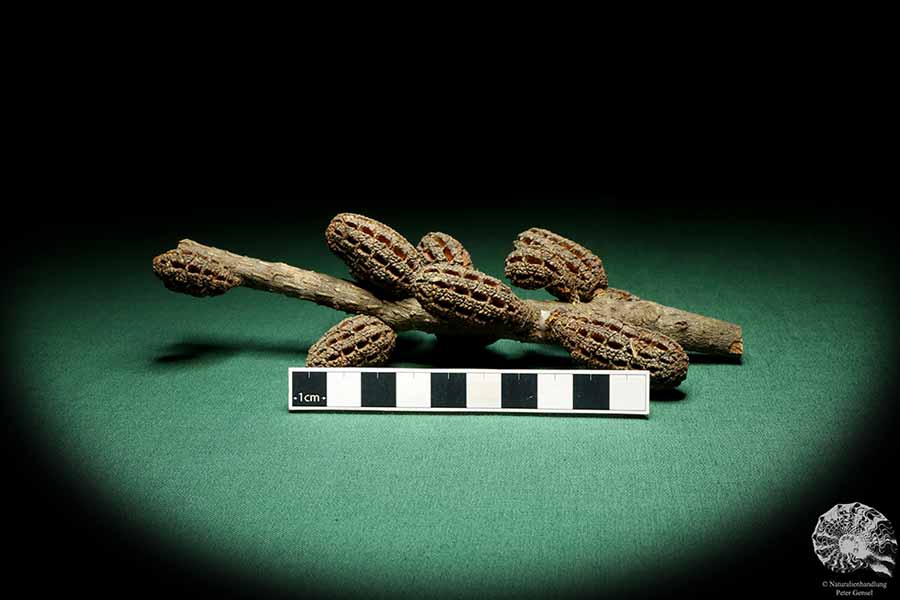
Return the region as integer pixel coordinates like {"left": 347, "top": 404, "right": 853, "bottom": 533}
{"left": 174, "top": 239, "right": 743, "bottom": 357}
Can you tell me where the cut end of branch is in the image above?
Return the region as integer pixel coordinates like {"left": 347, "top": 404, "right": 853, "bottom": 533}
{"left": 728, "top": 336, "right": 744, "bottom": 355}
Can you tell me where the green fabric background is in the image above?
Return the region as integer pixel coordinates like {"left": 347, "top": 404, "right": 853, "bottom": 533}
{"left": 10, "top": 214, "right": 896, "bottom": 597}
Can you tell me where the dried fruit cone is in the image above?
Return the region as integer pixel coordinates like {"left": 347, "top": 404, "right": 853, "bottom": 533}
{"left": 505, "top": 246, "right": 573, "bottom": 299}
{"left": 325, "top": 213, "right": 422, "bottom": 298}
{"left": 548, "top": 311, "right": 689, "bottom": 389}
{"left": 152, "top": 249, "right": 242, "bottom": 297}
{"left": 506, "top": 228, "right": 607, "bottom": 302}
{"left": 417, "top": 232, "right": 474, "bottom": 268}
{"left": 417, "top": 232, "right": 494, "bottom": 346}
{"left": 413, "top": 264, "right": 537, "bottom": 335}
{"left": 306, "top": 315, "right": 397, "bottom": 368}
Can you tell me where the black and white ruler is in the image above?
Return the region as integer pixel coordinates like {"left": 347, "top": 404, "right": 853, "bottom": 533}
{"left": 289, "top": 368, "right": 649, "bottom": 416}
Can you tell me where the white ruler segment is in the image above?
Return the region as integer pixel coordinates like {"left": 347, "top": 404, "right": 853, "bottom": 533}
{"left": 289, "top": 368, "right": 649, "bottom": 417}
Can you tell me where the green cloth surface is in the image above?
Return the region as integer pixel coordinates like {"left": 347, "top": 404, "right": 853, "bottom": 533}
{"left": 10, "top": 215, "right": 896, "bottom": 597}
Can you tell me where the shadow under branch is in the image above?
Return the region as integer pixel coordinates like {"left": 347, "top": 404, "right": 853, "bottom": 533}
{"left": 149, "top": 333, "right": 690, "bottom": 402}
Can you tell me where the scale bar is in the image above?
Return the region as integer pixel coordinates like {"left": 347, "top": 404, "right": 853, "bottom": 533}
{"left": 289, "top": 368, "right": 649, "bottom": 417}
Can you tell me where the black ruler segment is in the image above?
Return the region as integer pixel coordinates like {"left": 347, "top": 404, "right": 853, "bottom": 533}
{"left": 573, "top": 374, "right": 610, "bottom": 410}
{"left": 501, "top": 373, "right": 537, "bottom": 409}
{"left": 361, "top": 372, "right": 396, "bottom": 407}
{"left": 292, "top": 370, "right": 327, "bottom": 407}
{"left": 289, "top": 368, "right": 649, "bottom": 416}
{"left": 431, "top": 373, "right": 466, "bottom": 407}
